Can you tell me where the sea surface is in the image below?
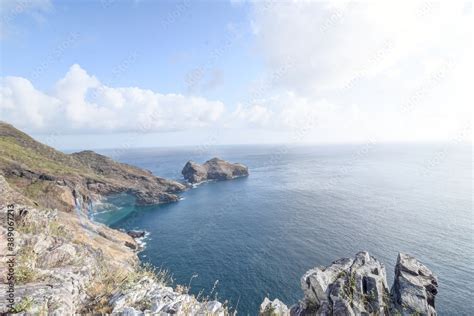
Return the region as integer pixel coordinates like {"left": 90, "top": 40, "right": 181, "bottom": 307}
{"left": 93, "top": 143, "right": 472, "bottom": 315}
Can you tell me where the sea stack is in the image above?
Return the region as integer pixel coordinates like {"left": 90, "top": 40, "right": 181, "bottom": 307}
{"left": 182, "top": 157, "right": 249, "bottom": 184}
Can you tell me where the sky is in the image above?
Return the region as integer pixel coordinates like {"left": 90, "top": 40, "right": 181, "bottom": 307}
{"left": 0, "top": 0, "right": 472, "bottom": 150}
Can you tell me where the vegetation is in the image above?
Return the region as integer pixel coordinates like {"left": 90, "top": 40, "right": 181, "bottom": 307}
{"left": 0, "top": 137, "right": 84, "bottom": 176}
{"left": 15, "top": 245, "right": 37, "bottom": 284}
{"left": 48, "top": 221, "right": 71, "bottom": 240}
{"left": 260, "top": 305, "right": 276, "bottom": 316}
{"left": 10, "top": 297, "right": 35, "bottom": 313}
{"left": 83, "top": 261, "right": 171, "bottom": 314}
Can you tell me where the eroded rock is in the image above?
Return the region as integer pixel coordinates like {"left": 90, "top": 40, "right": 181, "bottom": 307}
{"left": 390, "top": 253, "right": 438, "bottom": 316}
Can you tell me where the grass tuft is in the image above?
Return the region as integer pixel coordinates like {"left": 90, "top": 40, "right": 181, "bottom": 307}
{"left": 14, "top": 245, "right": 37, "bottom": 284}
{"left": 11, "top": 296, "right": 34, "bottom": 313}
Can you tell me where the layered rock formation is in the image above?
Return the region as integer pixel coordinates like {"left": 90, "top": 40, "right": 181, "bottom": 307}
{"left": 0, "top": 122, "right": 185, "bottom": 212}
{"left": 260, "top": 251, "right": 438, "bottom": 316}
{"left": 182, "top": 157, "right": 249, "bottom": 184}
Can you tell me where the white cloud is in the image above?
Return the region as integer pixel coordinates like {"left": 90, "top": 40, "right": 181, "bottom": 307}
{"left": 231, "top": 92, "right": 338, "bottom": 131}
{"left": 0, "top": 64, "right": 225, "bottom": 134}
{"left": 251, "top": 1, "right": 472, "bottom": 95}
{"left": 0, "top": 76, "right": 60, "bottom": 129}
{"left": 1, "top": 1, "right": 472, "bottom": 144}
{"left": 245, "top": 0, "right": 473, "bottom": 143}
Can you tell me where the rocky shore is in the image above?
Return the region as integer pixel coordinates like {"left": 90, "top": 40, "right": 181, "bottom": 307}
{"left": 182, "top": 157, "right": 249, "bottom": 184}
{"left": 260, "top": 251, "right": 438, "bottom": 316}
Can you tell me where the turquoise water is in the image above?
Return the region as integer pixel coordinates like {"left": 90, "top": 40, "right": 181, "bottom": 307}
{"left": 93, "top": 144, "right": 472, "bottom": 315}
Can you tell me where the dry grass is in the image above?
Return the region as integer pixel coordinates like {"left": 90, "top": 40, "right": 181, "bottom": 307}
{"left": 15, "top": 245, "right": 37, "bottom": 284}
{"left": 83, "top": 261, "right": 171, "bottom": 314}
{"left": 48, "top": 221, "right": 71, "bottom": 240}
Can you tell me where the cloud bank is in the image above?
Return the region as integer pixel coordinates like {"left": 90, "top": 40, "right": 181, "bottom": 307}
{"left": 0, "top": 64, "right": 225, "bottom": 134}
{"left": 242, "top": 0, "right": 472, "bottom": 142}
{"left": 250, "top": 1, "right": 472, "bottom": 94}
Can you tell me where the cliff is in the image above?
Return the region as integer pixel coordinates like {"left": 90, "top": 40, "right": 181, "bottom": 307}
{"left": 0, "top": 121, "right": 186, "bottom": 212}
{"left": 0, "top": 175, "right": 227, "bottom": 314}
{"left": 0, "top": 122, "right": 226, "bottom": 314}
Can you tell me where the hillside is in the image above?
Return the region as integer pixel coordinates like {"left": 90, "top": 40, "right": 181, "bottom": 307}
{"left": 0, "top": 123, "right": 227, "bottom": 314}
{"left": 0, "top": 121, "right": 186, "bottom": 212}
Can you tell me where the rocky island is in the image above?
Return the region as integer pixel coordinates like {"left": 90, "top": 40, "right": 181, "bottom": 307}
{"left": 182, "top": 157, "right": 249, "bottom": 184}
{"left": 0, "top": 122, "right": 438, "bottom": 315}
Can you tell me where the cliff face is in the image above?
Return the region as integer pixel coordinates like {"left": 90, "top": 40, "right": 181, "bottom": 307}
{"left": 0, "top": 175, "right": 227, "bottom": 314}
{"left": 0, "top": 122, "right": 226, "bottom": 314}
{"left": 0, "top": 121, "right": 186, "bottom": 212}
{"left": 260, "top": 251, "right": 438, "bottom": 316}
{"left": 0, "top": 174, "right": 137, "bottom": 314}
{"left": 182, "top": 158, "right": 249, "bottom": 184}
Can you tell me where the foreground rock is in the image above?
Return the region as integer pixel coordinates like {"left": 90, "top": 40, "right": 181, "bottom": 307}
{"left": 182, "top": 157, "right": 249, "bottom": 184}
{"left": 391, "top": 253, "right": 438, "bottom": 315}
{"left": 260, "top": 251, "right": 437, "bottom": 316}
{"left": 109, "top": 274, "right": 226, "bottom": 315}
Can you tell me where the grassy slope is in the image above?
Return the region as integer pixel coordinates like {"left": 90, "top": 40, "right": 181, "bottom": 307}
{"left": 0, "top": 122, "right": 96, "bottom": 177}
{"left": 0, "top": 121, "right": 185, "bottom": 210}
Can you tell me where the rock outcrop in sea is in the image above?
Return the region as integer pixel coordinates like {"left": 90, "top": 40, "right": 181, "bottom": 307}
{"left": 182, "top": 157, "right": 249, "bottom": 184}
{"left": 260, "top": 251, "right": 438, "bottom": 316}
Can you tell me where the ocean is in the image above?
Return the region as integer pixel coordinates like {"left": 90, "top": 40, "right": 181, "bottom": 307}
{"left": 92, "top": 143, "right": 472, "bottom": 315}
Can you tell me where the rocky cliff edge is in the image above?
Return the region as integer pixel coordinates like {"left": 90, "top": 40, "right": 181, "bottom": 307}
{"left": 260, "top": 251, "right": 438, "bottom": 316}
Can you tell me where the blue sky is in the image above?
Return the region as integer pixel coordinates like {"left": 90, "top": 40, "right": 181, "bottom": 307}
{"left": 2, "top": 1, "right": 260, "bottom": 103}
{"left": 0, "top": 1, "right": 472, "bottom": 149}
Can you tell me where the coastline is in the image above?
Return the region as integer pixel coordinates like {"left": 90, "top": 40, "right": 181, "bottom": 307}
{"left": 0, "top": 122, "right": 442, "bottom": 315}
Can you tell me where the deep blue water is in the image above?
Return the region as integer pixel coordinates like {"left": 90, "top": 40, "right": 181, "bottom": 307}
{"left": 93, "top": 144, "right": 472, "bottom": 315}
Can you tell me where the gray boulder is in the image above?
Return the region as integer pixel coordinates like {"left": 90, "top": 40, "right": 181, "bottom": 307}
{"left": 261, "top": 252, "right": 437, "bottom": 316}
{"left": 182, "top": 158, "right": 249, "bottom": 184}
{"left": 390, "top": 253, "right": 438, "bottom": 316}
{"left": 299, "top": 251, "right": 390, "bottom": 315}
